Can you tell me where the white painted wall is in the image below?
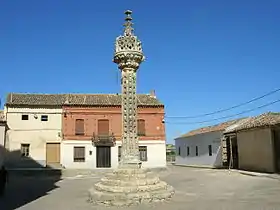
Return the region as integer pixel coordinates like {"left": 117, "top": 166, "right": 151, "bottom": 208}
{"left": 0, "top": 126, "right": 5, "bottom": 147}
{"left": 5, "top": 107, "right": 62, "bottom": 167}
{"left": 61, "top": 140, "right": 166, "bottom": 169}
{"left": 175, "top": 131, "right": 223, "bottom": 168}
{"left": 0, "top": 125, "right": 6, "bottom": 167}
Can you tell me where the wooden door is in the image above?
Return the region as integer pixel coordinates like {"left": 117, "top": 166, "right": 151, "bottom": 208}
{"left": 46, "top": 143, "right": 60, "bottom": 164}
{"left": 273, "top": 129, "right": 280, "bottom": 172}
{"left": 96, "top": 146, "right": 111, "bottom": 168}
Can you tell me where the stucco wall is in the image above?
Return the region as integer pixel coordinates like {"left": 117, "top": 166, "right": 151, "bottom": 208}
{"left": 5, "top": 107, "right": 62, "bottom": 167}
{"left": 175, "top": 131, "right": 223, "bottom": 168}
{"left": 0, "top": 126, "right": 5, "bottom": 147}
{"left": 61, "top": 140, "right": 166, "bottom": 169}
{"left": 0, "top": 125, "right": 6, "bottom": 166}
{"left": 237, "top": 128, "right": 275, "bottom": 173}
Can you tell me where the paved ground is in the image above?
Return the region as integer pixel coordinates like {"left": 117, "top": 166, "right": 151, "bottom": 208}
{"left": 0, "top": 166, "right": 280, "bottom": 210}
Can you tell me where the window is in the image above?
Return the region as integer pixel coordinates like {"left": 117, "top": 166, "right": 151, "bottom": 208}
{"left": 137, "top": 119, "right": 146, "bottom": 136}
{"left": 208, "top": 145, "right": 212, "bottom": 156}
{"left": 73, "top": 146, "right": 85, "bottom": 162}
{"left": 187, "top": 146, "right": 190, "bottom": 156}
{"left": 21, "top": 115, "right": 29, "bottom": 120}
{"left": 98, "top": 119, "right": 109, "bottom": 135}
{"left": 178, "top": 146, "right": 181, "bottom": 156}
{"left": 41, "top": 115, "right": 48, "bottom": 121}
{"left": 118, "top": 146, "right": 122, "bottom": 162}
{"left": 21, "top": 144, "right": 30, "bottom": 157}
{"left": 75, "top": 119, "right": 84, "bottom": 135}
{"left": 139, "top": 146, "right": 147, "bottom": 161}
{"left": 195, "top": 146, "right": 198, "bottom": 156}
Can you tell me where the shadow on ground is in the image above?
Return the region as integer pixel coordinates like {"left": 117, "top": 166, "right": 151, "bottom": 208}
{"left": 0, "top": 145, "right": 61, "bottom": 210}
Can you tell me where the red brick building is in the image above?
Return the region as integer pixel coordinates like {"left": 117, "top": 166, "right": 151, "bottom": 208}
{"left": 61, "top": 93, "right": 167, "bottom": 169}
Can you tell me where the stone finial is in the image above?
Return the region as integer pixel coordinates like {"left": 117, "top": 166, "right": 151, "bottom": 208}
{"left": 123, "top": 10, "right": 134, "bottom": 36}
{"left": 113, "top": 10, "right": 145, "bottom": 70}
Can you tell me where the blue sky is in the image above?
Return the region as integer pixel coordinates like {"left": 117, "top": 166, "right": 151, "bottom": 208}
{"left": 0, "top": 0, "right": 280, "bottom": 143}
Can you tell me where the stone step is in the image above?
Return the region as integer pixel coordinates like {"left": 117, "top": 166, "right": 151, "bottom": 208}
{"left": 100, "top": 176, "right": 160, "bottom": 186}
{"left": 94, "top": 180, "right": 169, "bottom": 193}
{"left": 88, "top": 185, "right": 174, "bottom": 206}
{"left": 112, "top": 168, "right": 150, "bottom": 175}
{"left": 105, "top": 171, "right": 155, "bottom": 180}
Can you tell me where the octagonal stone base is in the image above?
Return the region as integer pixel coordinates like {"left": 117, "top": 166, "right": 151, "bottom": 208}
{"left": 88, "top": 168, "right": 175, "bottom": 206}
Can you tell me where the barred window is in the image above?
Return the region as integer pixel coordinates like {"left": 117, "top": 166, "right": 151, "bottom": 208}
{"left": 118, "top": 146, "right": 122, "bottom": 162}
{"left": 187, "top": 146, "right": 190, "bottom": 156}
{"left": 75, "top": 119, "right": 84, "bottom": 135}
{"left": 73, "top": 146, "right": 85, "bottom": 162}
{"left": 21, "top": 144, "right": 30, "bottom": 157}
{"left": 139, "top": 146, "right": 147, "bottom": 161}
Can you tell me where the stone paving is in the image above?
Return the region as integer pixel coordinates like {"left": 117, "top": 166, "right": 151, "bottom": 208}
{"left": 1, "top": 166, "right": 280, "bottom": 210}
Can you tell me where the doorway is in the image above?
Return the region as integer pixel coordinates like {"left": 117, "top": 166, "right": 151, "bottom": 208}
{"left": 96, "top": 146, "right": 111, "bottom": 168}
{"left": 46, "top": 143, "right": 60, "bottom": 165}
{"left": 230, "top": 136, "right": 239, "bottom": 169}
{"left": 224, "top": 135, "right": 239, "bottom": 169}
{"left": 273, "top": 129, "right": 280, "bottom": 173}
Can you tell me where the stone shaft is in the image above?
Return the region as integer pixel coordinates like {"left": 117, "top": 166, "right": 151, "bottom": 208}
{"left": 120, "top": 68, "right": 139, "bottom": 164}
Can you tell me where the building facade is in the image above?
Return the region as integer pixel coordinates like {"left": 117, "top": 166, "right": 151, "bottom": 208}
{"left": 175, "top": 119, "right": 242, "bottom": 168}
{"left": 4, "top": 94, "right": 63, "bottom": 168}
{"left": 223, "top": 112, "right": 280, "bottom": 173}
{"left": 61, "top": 94, "right": 166, "bottom": 169}
{"left": 4, "top": 93, "right": 167, "bottom": 169}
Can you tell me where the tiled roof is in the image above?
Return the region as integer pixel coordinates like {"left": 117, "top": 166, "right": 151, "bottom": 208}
{"left": 0, "top": 110, "right": 5, "bottom": 122}
{"left": 5, "top": 93, "right": 163, "bottom": 107}
{"left": 224, "top": 112, "right": 280, "bottom": 133}
{"left": 175, "top": 118, "right": 245, "bottom": 139}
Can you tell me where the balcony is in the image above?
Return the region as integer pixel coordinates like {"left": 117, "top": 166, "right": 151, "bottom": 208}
{"left": 91, "top": 132, "right": 116, "bottom": 147}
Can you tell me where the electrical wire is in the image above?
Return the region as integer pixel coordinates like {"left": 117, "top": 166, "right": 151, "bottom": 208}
{"left": 165, "top": 88, "right": 280, "bottom": 119}
{"left": 165, "top": 98, "right": 280, "bottom": 125}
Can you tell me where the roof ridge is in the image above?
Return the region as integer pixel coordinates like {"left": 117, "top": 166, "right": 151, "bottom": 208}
{"left": 7, "top": 92, "right": 154, "bottom": 96}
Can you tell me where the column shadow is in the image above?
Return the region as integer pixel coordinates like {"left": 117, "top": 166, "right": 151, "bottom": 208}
{"left": 0, "top": 146, "right": 62, "bottom": 210}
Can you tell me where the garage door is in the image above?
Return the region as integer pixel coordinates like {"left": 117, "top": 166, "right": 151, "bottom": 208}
{"left": 46, "top": 143, "right": 60, "bottom": 164}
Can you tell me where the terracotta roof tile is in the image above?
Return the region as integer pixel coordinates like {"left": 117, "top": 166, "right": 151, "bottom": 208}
{"left": 176, "top": 118, "right": 245, "bottom": 139}
{"left": 5, "top": 93, "right": 163, "bottom": 107}
{"left": 224, "top": 112, "right": 280, "bottom": 133}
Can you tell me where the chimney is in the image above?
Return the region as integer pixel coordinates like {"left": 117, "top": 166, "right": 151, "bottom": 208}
{"left": 150, "top": 90, "right": 156, "bottom": 98}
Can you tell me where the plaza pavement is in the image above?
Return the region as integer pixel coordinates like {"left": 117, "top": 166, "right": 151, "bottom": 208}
{"left": 0, "top": 165, "right": 279, "bottom": 210}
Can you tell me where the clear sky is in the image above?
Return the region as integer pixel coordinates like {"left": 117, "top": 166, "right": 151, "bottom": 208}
{"left": 0, "top": 0, "right": 280, "bottom": 143}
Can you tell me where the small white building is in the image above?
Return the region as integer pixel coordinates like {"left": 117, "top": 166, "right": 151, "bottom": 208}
{"left": 174, "top": 119, "right": 243, "bottom": 168}
{"left": 5, "top": 93, "right": 63, "bottom": 168}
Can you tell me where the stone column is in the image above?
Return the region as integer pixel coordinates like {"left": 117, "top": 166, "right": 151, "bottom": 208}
{"left": 88, "top": 11, "right": 175, "bottom": 206}
{"left": 113, "top": 10, "right": 145, "bottom": 168}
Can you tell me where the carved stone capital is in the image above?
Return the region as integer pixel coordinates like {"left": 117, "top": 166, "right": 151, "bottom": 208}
{"left": 113, "top": 52, "right": 144, "bottom": 70}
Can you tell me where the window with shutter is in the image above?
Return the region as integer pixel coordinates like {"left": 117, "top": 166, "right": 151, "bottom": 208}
{"left": 139, "top": 146, "right": 147, "bottom": 161}
{"left": 73, "top": 146, "right": 85, "bottom": 162}
{"left": 98, "top": 119, "right": 109, "bottom": 135}
{"left": 137, "top": 119, "right": 146, "bottom": 136}
{"left": 75, "top": 119, "right": 84, "bottom": 135}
